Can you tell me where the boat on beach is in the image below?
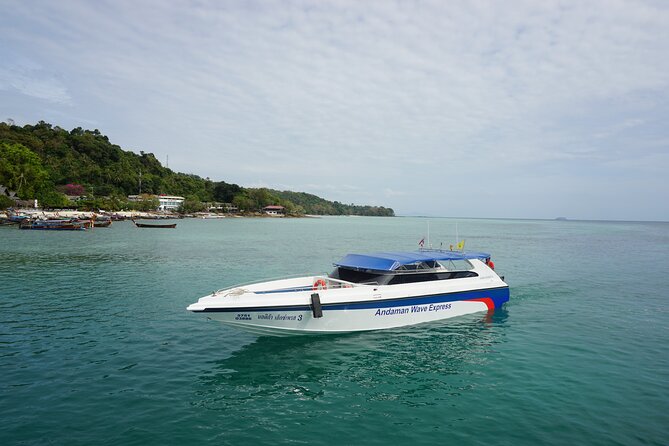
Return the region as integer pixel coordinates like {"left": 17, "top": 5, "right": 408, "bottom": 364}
{"left": 19, "top": 219, "right": 89, "bottom": 231}
{"left": 92, "top": 218, "right": 112, "bottom": 227}
{"left": 5, "top": 211, "right": 31, "bottom": 223}
{"left": 187, "top": 249, "right": 509, "bottom": 336}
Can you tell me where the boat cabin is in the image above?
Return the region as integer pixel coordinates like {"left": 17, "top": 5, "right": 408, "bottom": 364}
{"left": 329, "top": 250, "right": 490, "bottom": 286}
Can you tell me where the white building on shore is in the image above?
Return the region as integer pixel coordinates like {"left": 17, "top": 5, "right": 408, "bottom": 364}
{"left": 127, "top": 194, "right": 184, "bottom": 211}
{"left": 263, "top": 205, "right": 285, "bottom": 216}
{"left": 158, "top": 195, "right": 185, "bottom": 211}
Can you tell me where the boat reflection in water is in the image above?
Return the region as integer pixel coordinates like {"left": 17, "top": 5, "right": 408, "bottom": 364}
{"left": 194, "top": 309, "right": 510, "bottom": 413}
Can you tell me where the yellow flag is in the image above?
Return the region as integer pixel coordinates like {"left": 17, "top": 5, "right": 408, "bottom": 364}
{"left": 456, "top": 240, "right": 465, "bottom": 251}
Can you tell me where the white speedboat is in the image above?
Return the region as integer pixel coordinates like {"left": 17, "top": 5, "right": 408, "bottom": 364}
{"left": 187, "top": 249, "right": 509, "bottom": 336}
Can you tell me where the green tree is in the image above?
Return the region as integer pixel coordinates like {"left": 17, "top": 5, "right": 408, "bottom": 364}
{"left": 232, "top": 192, "right": 256, "bottom": 212}
{"left": 0, "top": 122, "right": 394, "bottom": 217}
{"left": 0, "top": 194, "right": 14, "bottom": 209}
{"left": 213, "top": 181, "right": 241, "bottom": 203}
{"left": 126, "top": 196, "right": 160, "bottom": 212}
{"left": 138, "top": 197, "right": 159, "bottom": 212}
{"left": 38, "top": 190, "right": 69, "bottom": 209}
{"left": 0, "top": 142, "right": 50, "bottom": 199}
{"left": 179, "top": 196, "right": 206, "bottom": 213}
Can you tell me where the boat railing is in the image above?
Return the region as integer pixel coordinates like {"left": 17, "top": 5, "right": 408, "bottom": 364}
{"left": 212, "top": 274, "right": 362, "bottom": 297}
{"left": 314, "top": 276, "right": 364, "bottom": 290}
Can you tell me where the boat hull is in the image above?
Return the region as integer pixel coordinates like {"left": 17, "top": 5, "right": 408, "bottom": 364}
{"left": 132, "top": 220, "right": 177, "bottom": 228}
{"left": 19, "top": 220, "right": 88, "bottom": 230}
{"left": 192, "top": 286, "right": 509, "bottom": 336}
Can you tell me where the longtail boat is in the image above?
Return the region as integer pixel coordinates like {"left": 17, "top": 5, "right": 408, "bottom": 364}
{"left": 132, "top": 219, "right": 176, "bottom": 229}
{"left": 19, "top": 219, "right": 88, "bottom": 231}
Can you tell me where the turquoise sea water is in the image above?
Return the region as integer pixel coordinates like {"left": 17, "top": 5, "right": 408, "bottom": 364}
{"left": 1, "top": 217, "right": 668, "bottom": 445}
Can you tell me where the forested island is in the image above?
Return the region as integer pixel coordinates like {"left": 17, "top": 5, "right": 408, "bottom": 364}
{"left": 0, "top": 121, "right": 394, "bottom": 216}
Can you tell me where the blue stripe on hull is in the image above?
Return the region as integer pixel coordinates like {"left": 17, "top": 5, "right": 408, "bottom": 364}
{"left": 197, "top": 286, "right": 509, "bottom": 313}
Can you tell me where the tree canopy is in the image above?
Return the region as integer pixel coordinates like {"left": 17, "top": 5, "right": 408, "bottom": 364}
{"left": 0, "top": 121, "right": 394, "bottom": 216}
{"left": 0, "top": 141, "right": 68, "bottom": 207}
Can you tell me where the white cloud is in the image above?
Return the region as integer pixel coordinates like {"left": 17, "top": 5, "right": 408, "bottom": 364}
{"left": 0, "top": 61, "right": 71, "bottom": 105}
{"left": 1, "top": 0, "right": 668, "bottom": 220}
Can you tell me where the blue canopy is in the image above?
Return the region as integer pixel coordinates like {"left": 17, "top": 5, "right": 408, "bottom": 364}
{"left": 334, "top": 250, "right": 491, "bottom": 272}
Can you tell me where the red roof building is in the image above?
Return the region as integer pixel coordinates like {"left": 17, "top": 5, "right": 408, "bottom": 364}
{"left": 263, "top": 205, "right": 285, "bottom": 215}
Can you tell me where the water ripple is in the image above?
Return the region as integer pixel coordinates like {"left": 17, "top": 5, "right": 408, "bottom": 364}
{"left": 1, "top": 218, "right": 668, "bottom": 445}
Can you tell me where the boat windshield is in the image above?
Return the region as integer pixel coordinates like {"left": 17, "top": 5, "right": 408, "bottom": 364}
{"left": 329, "top": 268, "right": 388, "bottom": 285}
{"left": 437, "top": 259, "right": 474, "bottom": 271}
{"left": 329, "top": 259, "right": 477, "bottom": 285}
{"left": 396, "top": 261, "right": 439, "bottom": 270}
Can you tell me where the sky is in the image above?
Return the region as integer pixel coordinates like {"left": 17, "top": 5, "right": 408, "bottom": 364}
{"left": 1, "top": 0, "right": 668, "bottom": 221}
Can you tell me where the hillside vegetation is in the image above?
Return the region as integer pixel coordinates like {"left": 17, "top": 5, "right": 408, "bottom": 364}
{"left": 0, "top": 121, "right": 394, "bottom": 216}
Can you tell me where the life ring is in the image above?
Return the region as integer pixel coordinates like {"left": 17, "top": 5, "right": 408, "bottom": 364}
{"left": 313, "top": 278, "right": 327, "bottom": 290}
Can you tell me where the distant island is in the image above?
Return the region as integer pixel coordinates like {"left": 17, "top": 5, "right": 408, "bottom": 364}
{"left": 0, "top": 121, "right": 394, "bottom": 217}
